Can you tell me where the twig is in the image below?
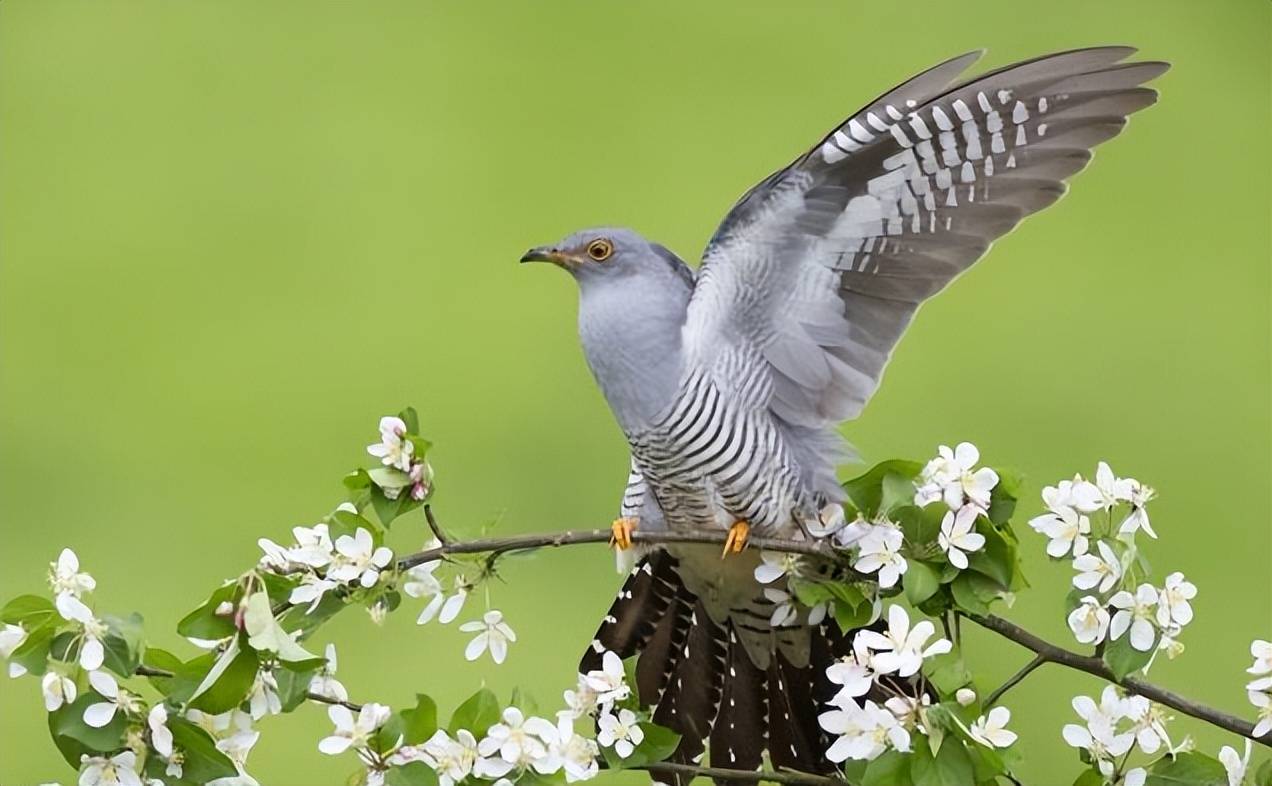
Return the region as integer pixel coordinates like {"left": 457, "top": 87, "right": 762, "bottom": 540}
{"left": 636, "top": 761, "right": 846, "bottom": 786}
{"left": 962, "top": 612, "right": 1269, "bottom": 747}
{"left": 984, "top": 653, "right": 1047, "bottom": 708}
{"left": 424, "top": 504, "right": 450, "bottom": 546}
{"left": 135, "top": 663, "right": 365, "bottom": 713}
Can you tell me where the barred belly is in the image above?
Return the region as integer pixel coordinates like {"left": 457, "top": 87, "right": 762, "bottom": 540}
{"left": 628, "top": 369, "right": 807, "bottom": 538}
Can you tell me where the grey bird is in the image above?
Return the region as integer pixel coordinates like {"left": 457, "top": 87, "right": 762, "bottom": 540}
{"left": 522, "top": 47, "right": 1167, "bottom": 779}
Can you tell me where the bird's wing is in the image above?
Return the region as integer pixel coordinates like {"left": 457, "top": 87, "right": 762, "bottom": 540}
{"left": 683, "top": 48, "right": 1167, "bottom": 437}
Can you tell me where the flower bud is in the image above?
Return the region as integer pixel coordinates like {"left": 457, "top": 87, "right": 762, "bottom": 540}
{"left": 956, "top": 688, "right": 977, "bottom": 706}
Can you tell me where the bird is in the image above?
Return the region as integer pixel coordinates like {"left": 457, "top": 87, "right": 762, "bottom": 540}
{"left": 521, "top": 47, "right": 1168, "bottom": 781}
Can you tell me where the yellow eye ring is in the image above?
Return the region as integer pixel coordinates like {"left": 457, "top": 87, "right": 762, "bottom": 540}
{"left": 586, "top": 239, "right": 613, "bottom": 262}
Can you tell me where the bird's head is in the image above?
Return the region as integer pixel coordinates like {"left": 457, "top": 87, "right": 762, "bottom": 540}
{"left": 519, "top": 227, "right": 667, "bottom": 287}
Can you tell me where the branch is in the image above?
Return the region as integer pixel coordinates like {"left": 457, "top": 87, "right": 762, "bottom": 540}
{"left": 984, "top": 653, "right": 1047, "bottom": 708}
{"left": 962, "top": 612, "right": 1269, "bottom": 747}
{"left": 134, "top": 664, "right": 365, "bottom": 714}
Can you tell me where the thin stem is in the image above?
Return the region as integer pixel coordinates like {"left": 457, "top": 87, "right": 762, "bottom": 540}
{"left": 424, "top": 504, "right": 450, "bottom": 546}
{"left": 984, "top": 653, "right": 1047, "bottom": 707}
{"left": 636, "top": 761, "right": 846, "bottom": 786}
{"left": 961, "top": 612, "right": 1269, "bottom": 747}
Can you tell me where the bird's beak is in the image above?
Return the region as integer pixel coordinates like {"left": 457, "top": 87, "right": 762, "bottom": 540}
{"left": 519, "top": 246, "right": 573, "bottom": 267}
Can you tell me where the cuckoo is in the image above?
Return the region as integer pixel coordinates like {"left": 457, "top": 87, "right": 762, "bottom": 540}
{"left": 521, "top": 47, "right": 1167, "bottom": 779}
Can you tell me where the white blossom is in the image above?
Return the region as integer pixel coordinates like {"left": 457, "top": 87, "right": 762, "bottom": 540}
{"left": 754, "top": 550, "right": 801, "bottom": 584}
{"left": 1155, "top": 572, "right": 1196, "bottom": 629}
{"left": 596, "top": 708, "right": 643, "bottom": 758}
{"left": 819, "top": 699, "right": 911, "bottom": 762}
{"left": 549, "top": 716, "right": 600, "bottom": 782}
{"left": 1122, "top": 696, "right": 1171, "bottom": 755}
{"left": 403, "top": 558, "right": 448, "bottom": 624}
{"left": 968, "top": 706, "right": 1017, "bottom": 748}
{"left": 583, "top": 650, "right": 632, "bottom": 708}
{"left": 855, "top": 605, "right": 951, "bottom": 678}
{"left": 367, "top": 416, "right": 414, "bottom": 472}
{"left": 914, "top": 442, "right": 999, "bottom": 512}
{"left": 308, "top": 644, "right": 348, "bottom": 702}
{"left": 1041, "top": 477, "right": 1103, "bottom": 515}
{"left": 853, "top": 526, "right": 907, "bottom": 589}
{"left": 42, "top": 671, "right": 77, "bottom": 711}
{"left": 1249, "top": 640, "right": 1272, "bottom": 675}
{"left": 478, "top": 707, "right": 557, "bottom": 768}
{"left": 1067, "top": 596, "right": 1111, "bottom": 645}
{"left": 938, "top": 506, "right": 986, "bottom": 569}
{"left": 420, "top": 581, "right": 469, "bottom": 626}
{"left": 49, "top": 548, "right": 96, "bottom": 600}
{"left": 148, "top": 704, "right": 175, "bottom": 759}
{"left": 1124, "top": 767, "right": 1147, "bottom": 786}
{"left": 1118, "top": 484, "right": 1157, "bottom": 539}
{"left": 1, "top": 623, "right": 28, "bottom": 678}
{"left": 1063, "top": 686, "right": 1134, "bottom": 776}
{"left": 1249, "top": 690, "right": 1271, "bottom": 738}
{"left": 419, "top": 729, "right": 480, "bottom": 786}
{"left": 1029, "top": 506, "right": 1091, "bottom": 558}
{"left": 329, "top": 528, "right": 393, "bottom": 588}
{"left": 825, "top": 639, "right": 876, "bottom": 706}
{"left": 1110, "top": 584, "right": 1159, "bottom": 652}
{"left": 1071, "top": 540, "right": 1122, "bottom": 594}
{"left": 955, "top": 688, "right": 977, "bottom": 707}
{"left": 78, "top": 751, "right": 141, "bottom": 786}
{"left": 1092, "top": 461, "right": 1136, "bottom": 509}
{"left": 288, "top": 524, "right": 335, "bottom": 568}
{"left": 84, "top": 670, "right": 138, "bottom": 728}
{"left": 762, "top": 588, "right": 799, "bottom": 627}
{"left": 1219, "top": 740, "right": 1251, "bottom": 786}
{"left": 247, "top": 670, "right": 282, "bottom": 720}
{"left": 807, "top": 503, "right": 846, "bottom": 539}
{"left": 318, "top": 702, "right": 391, "bottom": 755}
{"left": 460, "top": 610, "right": 516, "bottom": 664}
{"left": 289, "top": 575, "right": 338, "bottom": 612}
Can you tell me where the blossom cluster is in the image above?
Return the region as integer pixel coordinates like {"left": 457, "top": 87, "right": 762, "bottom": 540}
{"left": 367, "top": 415, "right": 434, "bottom": 501}
{"left": 1247, "top": 639, "right": 1272, "bottom": 739}
{"left": 316, "top": 650, "right": 649, "bottom": 786}
{"left": 259, "top": 514, "right": 395, "bottom": 613}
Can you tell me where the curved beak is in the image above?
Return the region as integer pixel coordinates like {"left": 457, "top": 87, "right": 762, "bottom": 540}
{"left": 520, "top": 246, "right": 572, "bottom": 267}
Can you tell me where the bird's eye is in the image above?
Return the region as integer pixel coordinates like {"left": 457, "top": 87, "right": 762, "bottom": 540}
{"left": 586, "top": 239, "right": 614, "bottom": 262}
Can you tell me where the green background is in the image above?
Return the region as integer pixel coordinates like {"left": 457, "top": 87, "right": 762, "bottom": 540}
{"left": 1, "top": 1, "right": 1268, "bottom": 783}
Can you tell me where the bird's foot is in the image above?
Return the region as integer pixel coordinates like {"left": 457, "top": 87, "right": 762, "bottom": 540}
{"left": 610, "top": 517, "right": 638, "bottom": 551}
{"left": 721, "top": 520, "right": 750, "bottom": 558}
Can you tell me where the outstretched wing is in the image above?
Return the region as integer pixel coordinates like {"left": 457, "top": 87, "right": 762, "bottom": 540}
{"left": 683, "top": 47, "right": 1168, "bottom": 451}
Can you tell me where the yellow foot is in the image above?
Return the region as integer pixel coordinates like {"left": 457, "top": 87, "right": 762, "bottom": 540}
{"left": 610, "top": 517, "right": 637, "bottom": 550}
{"left": 721, "top": 520, "right": 750, "bottom": 558}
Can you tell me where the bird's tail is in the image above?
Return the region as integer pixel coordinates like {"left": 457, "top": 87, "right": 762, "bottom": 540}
{"left": 578, "top": 551, "right": 855, "bottom": 786}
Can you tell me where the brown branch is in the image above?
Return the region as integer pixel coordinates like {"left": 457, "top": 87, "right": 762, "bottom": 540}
{"left": 636, "top": 761, "right": 846, "bottom": 786}
{"left": 984, "top": 653, "right": 1047, "bottom": 708}
{"left": 423, "top": 504, "right": 450, "bottom": 546}
{"left": 962, "top": 612, "right": 1269, "bottom": 748}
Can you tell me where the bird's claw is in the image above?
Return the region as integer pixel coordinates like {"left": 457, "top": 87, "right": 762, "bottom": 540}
{"left": 610, "top": 517, "right": 637, "bottom": 551}
{"left": 721, "top": 520, "right": 750, "bottom": 558}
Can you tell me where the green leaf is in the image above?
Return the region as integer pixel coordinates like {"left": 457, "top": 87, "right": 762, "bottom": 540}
{"left": 897, "top": 504, "right": 943, "bottom": 547}
{"left": 47, "top": 693, "right": 126, "bottom": 764}
{"left": 843, "top": 460, "right": 923, "bottom": 517}
{"left": 1071, "top": 767, "right": 1105, "bottom": 786}
{"left": 101, "top": 612, "right": 145, "bottom": 677}
{"left": 388, "top": 762, "right": 440, "bottom": 786}
{"left": 1254, "top": 758, "right": 1272, "bottom": 786}
{"left": 986, "top": 467, "right": 1022, "bottom": 526}
{"left": 188, "top": 636, "right": 260, "bottom": 713}
{"left": 9, "top": 623, "right": 55, "bottom": 675}
{"left": 399, "top": 694, "right": 439, "bottom": 745}
{"left": 368, "top": 467, "right": 411, "bottom": 490}
{"left": 1103, "top": 631, "right": 1156, "bottom": 680}
{"left": 911, "top": 735, "right": 974, "bottom": 786}
{"left": 601, "top": 722, "right": 681, "bottom": 769}
{"left": 965, "top": 518, "right": 1016, "bottom": 590}
{"left": 1, "top": 594, "right": 56, "bottom": 626}
{"left": 904, "top": 561, "right": 941, "bottom": 605}
{"left": 169, "top": 717, "right": 239, "bottom": 782}
{"left": 862, "top": 749, "right": 910, "bottom": 786}
{"left": 449, "top": 687, "right": 500, "bottom": 735}
{"left": 924, "top": 652, "right": 972, "bottom": 698}
{"left": 142, "top": 648, "right": 182, "bottom": 690}
{"left": 242, "top": 591, "right": 318, "bottom": 663}
{"left": 258, "top": 571, "right": 300, "bottom": 606}
{"left": 950, "top": 573, "right": 993, "bottom": 615}
{"left": 278, "top": 591, "right": 347, "bottom": 640}
{"left": 330, "top": 509, "right": 380, "bottom": 541}
{"left": 343, "top": 469, "right": 372, "bottom": 490}
{"left": 399, "top": 407, "right": 420, "bottom": 434}
{"left": 370, "top": 487, "right": 422, "bottom": 529}
{"left": 1146, "top": 752, "right": 1229, "bottom": 785}
{"left": 880, "top": 472, "right": 917, "bottom": 515}
{"left": 833, "top": 596, "right": 874, "bottom": 631}
{"left": 275, "top": 665, "right": 320, "bottom": 712}
{"left": 177, "top": 582, "right": 238, "bottom": 641}
{"left": 622, "top": 655, "right": 643, "bottom": 707}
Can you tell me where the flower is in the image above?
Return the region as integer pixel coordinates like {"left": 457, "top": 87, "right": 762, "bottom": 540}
{"left": 329, "top": 528, "right": 393, "bottom": 588}
{"left": 754, "top": 550, "right": 801, "bottom": 584}
{"left": 247, "top": 670, "right": 282, "bottom": 720}
{"left": 563, "top": 672, "right": 600, "bottom": 719}
{"left": 1071, "top": 540, "right": 1122, "bottom": 594}
{"left": 367, "top": 416, "right": 414, "bottom": 472}
{"left": 409, "top": 460, "right": 434, "bottom": 501}
{"left": 309, "top": 644, "right": 348, "bottom": 702}
{"left": 819, "top": 699, "right": 911, "bottom": 762}
{"left": 762, "top": 588, "right": 799, "bottom": 627}
{"left": 1118, "top": 481, "right": 1157, "bottom": 539}
{"left": 968, "top": 706, "right": 1017, "bottom": 748}
{"left": 915, "top": 442, "right": 999, "bottom": 512}
{"left": 479, "top": 707, "right": 558, "bottom": 768}
{"left": 418, "top": 578, "right": 468, "bottom": 626}
{"left": 1250, "top": 640, "right": 1272, "bottom": 675}
{"left": 583, "top": 650, "right": 632, "bottom": 708}
{"left": 42, "top": 671, "right": 77, "bottom": 711}
{"left": 807, "top": 503, "right": 847, "bottom": 539}
{"left": 289, "top": 575, "right": 338, "bottom": 612}
{"left": 78, "top": 751, "right": 142, "bottom": 786}
{"left": 1063, "top": 689, "right": 1135, "bottom": 776}
{"left": 1029, "top": 506, "right": 1091, "bottom": 558}
{"left": 1122, "top": 696, "right": 1171, "bottom": 755}
{"left": 460, "top": 610, "right": 516, "bottom": 664}
{"left": 549, "top": 716, "right": 600, "bottom": 782}
{"left": 84, "top": 670, "right": 139, "bottom": 728}
{"left": 938, "top": 506, "right": 986, "bottom": 569}
{"left": 955, "top": 688, "right": 977, "bottom": 707}
{"left": 1041, "top": 477, "right": 1103, "bottom": 515}
{"left": 1124, "top": 768, "right": 1147, "bottom": 786}
{"left": 419, "top": 729, "right": 480, "bottom": 786}
{"left": 318, "top": 702, "right": 391, "bottom": 755}
{"left": 1110, "top": 584, "right": 1159, "bottom": 652}
{"left": 1092, "top": 461, "right": 1136, "bottom": 509}
{"left": 855, "top": 605, "right": 951, "bottom": 678}
{"left": 1249, "top": 690, "right": 1271, "bottom": 738}
{"left": 49, "top": 548, "right": 96, "bottom": 600}
{"left": 289, "top": 524, "right": 335, "bottom": 568}
{"left": 1, "top": 623, "right": 28, "bottom": 678}
{"left": 853, "top": 525, "right": 907, "bottom": 588}
{"left": 1155, "top": 572, "right": 1196, "bottom": 629}
{"left": 1067, "top": 596, "right": 1111, "bottom": 645}
{"left": 148, "top": 704, "right": 175, "bottom": 759}
{"left": 1219, "top": 740, "right": 1251, "bottom": 786}
{"left": 596, "top": 708, "right": 644, "bottom": 758}
{"left": 825, "top": 639, "right": 876, "bottom": 706}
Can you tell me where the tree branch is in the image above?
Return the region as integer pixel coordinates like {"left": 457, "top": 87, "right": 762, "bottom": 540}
{"left": 961, "top": 612, "right": 1269, "bottom": 747}
{"left": 984, "top": 653, "right": 1047, "bottom": 708}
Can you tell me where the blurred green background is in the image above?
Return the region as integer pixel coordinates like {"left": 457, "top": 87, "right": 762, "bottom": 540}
{"left": 1, "top": 1, "right": 1268, "bottom": 783}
